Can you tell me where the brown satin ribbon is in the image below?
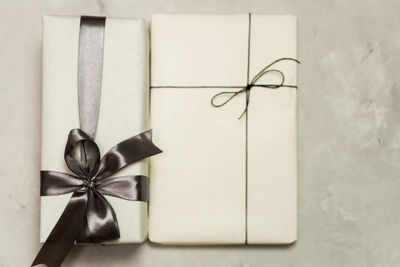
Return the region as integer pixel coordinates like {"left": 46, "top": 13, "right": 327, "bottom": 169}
{"left": 32, "top": 16, "right": 161, "bottom": 266}
{"left": 32, "top": 129, "right": 161, "bottom": 267}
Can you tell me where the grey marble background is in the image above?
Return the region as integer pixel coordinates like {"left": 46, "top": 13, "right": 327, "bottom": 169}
{"left": 0, "top": 0, "right": 399, "bottom": 266}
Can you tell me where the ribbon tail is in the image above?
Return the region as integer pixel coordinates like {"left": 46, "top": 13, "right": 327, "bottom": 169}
{"left": 32, "top": 191, "right": 88, "bottom": 267}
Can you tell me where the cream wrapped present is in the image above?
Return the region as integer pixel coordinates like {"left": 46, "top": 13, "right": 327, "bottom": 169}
{"left": 149, "top": 14, "right": 298, "bottom": 244}
{"left": 40, "top": 15, "right": 154, "bottom": 248}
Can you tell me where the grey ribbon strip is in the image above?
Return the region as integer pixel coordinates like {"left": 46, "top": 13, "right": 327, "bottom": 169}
{"left": 78, "top": 16, "right": 105, "bottom": 139}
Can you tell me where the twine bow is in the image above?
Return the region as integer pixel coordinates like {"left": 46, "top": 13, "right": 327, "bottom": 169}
{"left": 210, "top": 58, "right": 300, "bottom": 119}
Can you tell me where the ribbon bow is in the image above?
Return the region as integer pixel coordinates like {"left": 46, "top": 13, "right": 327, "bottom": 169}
{"left": 210, "top": 58, "right": 300, "bottom": 119}
{"left": 32, "top": 128, "right": 162, "bottom": 267}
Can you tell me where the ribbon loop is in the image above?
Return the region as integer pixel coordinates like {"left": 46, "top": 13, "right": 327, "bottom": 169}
{"left": 64, "top": 128, "right": 101, "bottom": 178}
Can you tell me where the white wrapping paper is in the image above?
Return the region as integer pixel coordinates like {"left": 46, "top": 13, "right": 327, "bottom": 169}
{"left": 149, "top": 14, "right": 298, "bottom": 244}
{"left": 40, "top": 15, "right": 149, "bottom": 244}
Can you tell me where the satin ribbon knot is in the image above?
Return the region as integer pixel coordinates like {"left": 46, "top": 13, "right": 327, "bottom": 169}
{"left": 210, "top": 58, "right": 300, "bottom": 119}
{"left": 82, "top": 180, "right": 95, "bottom": 190}
{"left": 32, "top": 128, "right": 162, "bottom": 267}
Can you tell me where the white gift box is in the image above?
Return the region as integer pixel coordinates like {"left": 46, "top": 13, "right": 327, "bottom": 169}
{"left": 149, "top": 14, "right": 298, "bottom": 244}
{"left": 40, "top": 15, "right": 149, "bottom": 244}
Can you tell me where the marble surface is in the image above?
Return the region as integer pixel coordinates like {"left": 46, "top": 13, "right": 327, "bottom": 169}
{"left": 0, "top": 0, "right": 399, "bottom": 266}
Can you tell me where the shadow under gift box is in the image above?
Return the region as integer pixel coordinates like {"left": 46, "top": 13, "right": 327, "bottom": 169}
{"left": 149, "top": 14, "right": 298, "bottom": 244}
{"left": 40, "top": 15, "right": 150, "bottom": 244}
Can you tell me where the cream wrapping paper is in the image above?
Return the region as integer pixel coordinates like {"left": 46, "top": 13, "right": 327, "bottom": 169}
{"left": 40, "top": 15, "right": 149, "bottom": 244}
{"left": 149, "top": 14, "right": 298, "bottom": 244}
